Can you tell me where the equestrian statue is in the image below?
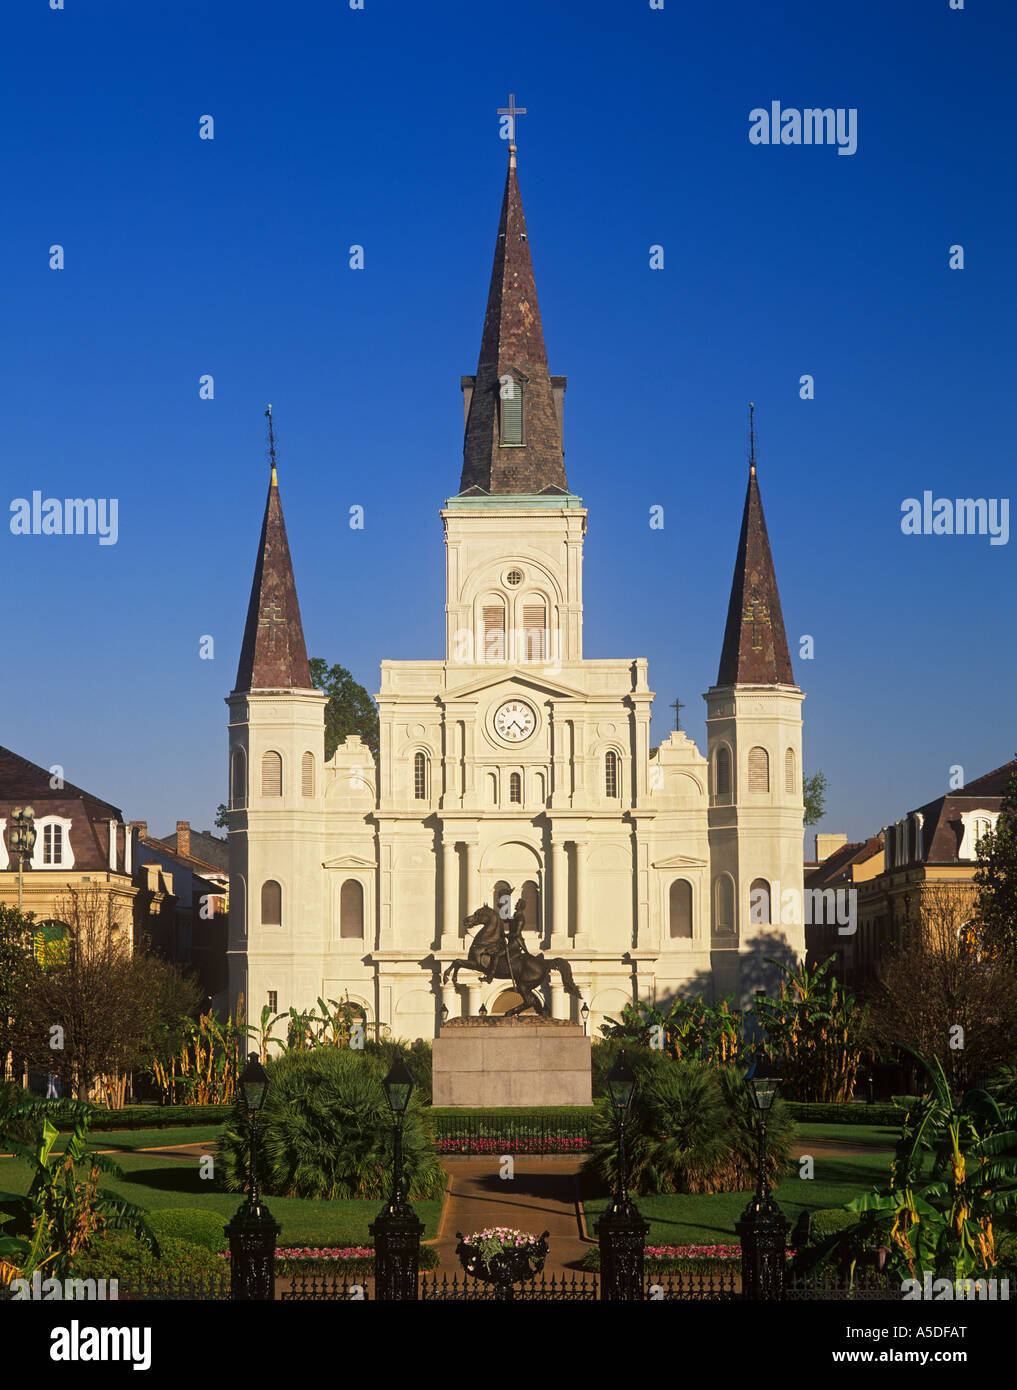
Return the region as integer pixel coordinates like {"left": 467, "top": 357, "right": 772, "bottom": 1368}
{"left": 442, "top": 889, "right": 581, "bottom": 1017}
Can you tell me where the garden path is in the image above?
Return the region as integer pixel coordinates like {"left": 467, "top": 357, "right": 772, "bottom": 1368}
{"left": 434, "top": 1156, "right": 589, "bottom": 1275}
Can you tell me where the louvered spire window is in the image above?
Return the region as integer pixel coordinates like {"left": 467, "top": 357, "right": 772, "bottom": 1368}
{"left": 500, "top": 378, "right": 523, "bottom": 444}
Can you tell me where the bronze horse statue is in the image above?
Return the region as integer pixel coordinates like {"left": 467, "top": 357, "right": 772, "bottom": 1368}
{"left": 442, "top": 899, "right": 581, "bottom": 1017}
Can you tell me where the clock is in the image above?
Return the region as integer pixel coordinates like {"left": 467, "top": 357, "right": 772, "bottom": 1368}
{"left": 494, "top": 699, "right": 536, "bottom": 743}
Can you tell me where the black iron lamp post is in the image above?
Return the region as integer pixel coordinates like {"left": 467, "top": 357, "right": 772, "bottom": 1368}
{"left": 580, "top": 1000, "right": 590, "bottom": 1036}
{"left": 370, "top": 1057, "right": 424, "bottom": 1300}
{"left": 9, "top": 807, "right": 37, "bottom": 912}
{"left": 734, "top": 1056, "right": 789, "bottom": 1300}
{"left": 226, "top": 1052, "right": 280, "bottom": 1301}
{"left": 595, "top": 1051, "right": 648, "bottom": 1300}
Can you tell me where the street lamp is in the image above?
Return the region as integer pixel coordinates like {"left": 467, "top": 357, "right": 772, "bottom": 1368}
{"left": 370, "top": 1057, "right": 424, "bottom": 1299}
{"left": 226, "top": 1052, "right": 280, "bottom": 1300}
{"left": 734, "top": 1055, "right": 789, "bottom": 1300}
{"left": 580, "top": 1001, "right": 590, "bottom": 1036}
{"left": 9, "top": 807, "right": 37, "bottom": 912}
{"left": 594, "top": 1051, "right": 648, "bottom": 1300}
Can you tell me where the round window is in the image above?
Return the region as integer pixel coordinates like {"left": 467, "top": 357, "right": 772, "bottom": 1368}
{"left": 506, "top": 569, "right": 523, "bottom": 586}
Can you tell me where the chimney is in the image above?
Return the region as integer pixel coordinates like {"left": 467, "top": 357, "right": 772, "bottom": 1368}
{"left": 131, "top": 820, "right": 148, "bottom": 840}
{"left": 176, "top": 820, "right": 191, "bottom": 857}
{"left": 815, "top": 833, "right": 848, "bottom": 862}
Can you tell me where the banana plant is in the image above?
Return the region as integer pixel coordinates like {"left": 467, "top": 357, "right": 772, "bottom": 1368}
{"left": 826, "top": 1047, "right": 1017, "bottom": 1282}
{"left": 0, "top": 1101, "right": 158, "bottom": 1279}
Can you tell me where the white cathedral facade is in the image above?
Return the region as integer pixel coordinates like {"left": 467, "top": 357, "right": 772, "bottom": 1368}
{"left": 226, "top": 146, "right": 806, "bottom": 1042}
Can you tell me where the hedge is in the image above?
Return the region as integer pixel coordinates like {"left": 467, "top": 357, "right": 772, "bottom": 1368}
{"left": 783, "top": 1102, "right": 906, "bottom": 1127}
{"left": 57, "top": 1105, "right": 232, "bottom": 1131}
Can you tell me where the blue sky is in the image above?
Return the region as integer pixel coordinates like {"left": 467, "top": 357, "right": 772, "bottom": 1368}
{"left": 2, "top": 0, "right": 1014, "bottom": 843}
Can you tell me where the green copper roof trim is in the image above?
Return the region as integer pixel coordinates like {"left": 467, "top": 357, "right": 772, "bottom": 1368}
{"left": 444, "top": 492, "right": 584, "bottom": 509}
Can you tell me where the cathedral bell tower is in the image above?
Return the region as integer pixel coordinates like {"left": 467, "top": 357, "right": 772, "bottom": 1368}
{"left": 226, "top": 409, "right": 326, "bottom": 1023}
{"left": 705, "top": 409, "right": 805, "bottom": 1003}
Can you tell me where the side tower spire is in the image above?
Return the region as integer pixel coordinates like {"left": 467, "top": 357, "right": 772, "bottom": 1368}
{"left": 705, "top": 407, "right": 805, "bottom": 1006}
{"left": 716, "top": 406, "right": 794, "bottom": 686}
{"left": 459, "top": 135, "right": 567, "bottom": 495}
{"left": 234, "top": 407, "right": 312, "bottom": 692}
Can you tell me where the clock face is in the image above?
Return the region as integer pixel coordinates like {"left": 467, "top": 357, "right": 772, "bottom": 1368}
{"left": 494, "top": 699, "right": 536, "bottom": 743}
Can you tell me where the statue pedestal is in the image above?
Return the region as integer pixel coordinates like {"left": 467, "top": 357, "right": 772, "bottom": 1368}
{"left": 432, "top": 1016, "right": 592, "bottom": 1108}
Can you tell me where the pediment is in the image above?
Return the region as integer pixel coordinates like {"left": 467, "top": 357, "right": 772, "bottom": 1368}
{"left": 323, "top": 854, "right": 378, "bottom": 870}
{"left": 443, "top": 668, "right": 587, "bottom": 702}
{"left": 652, "top": 854, "right": 708, "bottom": 870}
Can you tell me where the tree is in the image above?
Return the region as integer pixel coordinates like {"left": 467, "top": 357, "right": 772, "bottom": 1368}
{"left": 865, "top": 884, "right": 1017, "bottom": 1094}
{"left": 214, "top": 803, "right": 228, "bottom": 829}
{"left": 15, "top": 885, "right": 199, "bottom": 1105}
{"left": 0, "top": 905, "right": 40, "bottom": 1075}
{"left": 973, "top": 757, "right": 1017, "bottom": 967}
{"left": 752, "top": 956, "right": 866, "bottom": 1102}
{"left": 309, "top": 657, "right": 380, "bottom": 761}
{"left": 803, "top": 769, "right": 828, "bottom": 826}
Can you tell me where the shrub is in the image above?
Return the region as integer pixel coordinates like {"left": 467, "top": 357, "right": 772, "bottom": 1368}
{"left": 585, "top": 1057, "right": 794, "bottom": 1195}
{"left": 363, "top": 1038, "right": 433, "bottom": 1106}
{"left": 68, "top": 1230, "right": 224, "bottom": 1284}
{"left": 145, "top": 1208, "right": 228, "bottom": 1253}
{"left": 216, "top": 1048, "right": 445, "bottom": 1200}
{"left": 809, "top": 1208, "right": 863, "bottom": 1241}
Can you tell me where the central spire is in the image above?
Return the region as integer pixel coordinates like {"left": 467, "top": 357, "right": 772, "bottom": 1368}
{"left": 459, "top": 144, "right": 568, "bottom": 495}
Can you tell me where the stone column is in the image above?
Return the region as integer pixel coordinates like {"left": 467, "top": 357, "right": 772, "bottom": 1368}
{"left": 573, "top": 840, "right": 591, "bottom": 950}
{"left": 465, "top": 982, "right": 483, "bottom": 1017}
{"left": 440, "top": 980, "right": 460, "bottom": 1020}
{"left": 464, "top": 841, "right": 478, "bottom": 916}
{"left": 550, "top": 838, "right": 569, "bottom": 950}
{"left": 550, "top": 981, "right": 569, "bottom": 1020}
{"left": 441, "top": 841, "right": 459, "bottom": 946}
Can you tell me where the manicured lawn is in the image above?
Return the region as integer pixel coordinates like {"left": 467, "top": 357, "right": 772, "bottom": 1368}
{"left": 0, "top": 1127, "right": 225, "bottom": 1158}
{"left": 0, "top": 1154, "right": 443, "bottom": 1245}
{"left": 582, "top": 1153, "right": 906, "bottom": 1245}
{"left": 794, "top": 1123, "right": 899, "bottom": 1147}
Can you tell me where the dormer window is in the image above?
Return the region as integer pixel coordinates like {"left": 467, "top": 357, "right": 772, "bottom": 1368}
{"left": 499, "top": 376, "right": 523, "bottom": 445}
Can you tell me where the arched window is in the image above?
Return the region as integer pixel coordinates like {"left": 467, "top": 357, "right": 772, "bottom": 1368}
{"left": 715, "top": 746, "right": 731, "bottom": 797}
{"left": 492, "top": 988, "right": 524, "bottom": 1014}
{"left": 261, "top": 880, "right": 282, "bottom": 926}
{"left": 713, "top": 875, "right": 735, "bottom": 933}
{"left": 492, "top": 880, "right": 512, "bottom": 920}
{"left": 784, "top": 748, "right": 795, "bottom": 795}
{"left": 340, "top": 879, "right": 364, "bottom": 939}
{"left": 231, "top": 748, "right": 247, "bottom": 808}
{"left": 749, "top": 877, "right": 771, "bottom": 925}
{"left": 669, "top": 880, "right": 693, "bottom": 939}
{"left": 482, "top": 603, "right": 506, "bottom": 661}
{"left": 748, "top": 747, "right": 770, "bottom": 794}
{"left": 413, "top": 752, "right": 429, "bottom": 800}
{"left": 520, "top": 879, "right": 540, "bottom": 932}
{"left": 499, "top": 376, "right": 523, "bottom": 444}
{"left": 605, "top": 750, "right": 619, "bottom": 798}
{"left": 509, "top": 772, "right": 522, "bottom": 804}
{"left": 522, "top": 602, "right": 546, "bottom": 661}
{"left": 301, "top": 751, "right": 315, "bottom": 798}
{"left": 261, "top": 751, "right": 282, "bottom": 798}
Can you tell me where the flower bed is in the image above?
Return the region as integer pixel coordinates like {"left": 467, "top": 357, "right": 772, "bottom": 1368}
{"left": 581, "top": 1243, "right": 798, "bottom": 1274}
{"left": 434, "top": 1135, "right": 590, "bottom": 1155}
{"left": 218, "top": 1244, "right": 440, "bottom": 1275}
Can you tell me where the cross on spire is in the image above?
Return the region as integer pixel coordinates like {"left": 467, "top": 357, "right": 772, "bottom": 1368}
{"left": 670, "top": 697, "right": 685, "bottom": 731}
{"left": 497, "top": 92, "right": 527, "bottom": 149}
{"left": 266, "top": 404, "right": 278, "bottom": 485}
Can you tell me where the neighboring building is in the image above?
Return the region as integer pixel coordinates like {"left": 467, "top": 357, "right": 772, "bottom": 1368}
{"left": 0, "top": 744, "right": 138, "bottom": 959}
{"left": 131, "top": 820, "right": 230, "bottom": 1013}
{"left": 852, "top": 759, "right": 1016, "bottom": 987}
{"left": 804, "top": 834, "right": 884, "bottom": 983}
{"left": 226, "top": 144, "right": 807, "bottom": 1040}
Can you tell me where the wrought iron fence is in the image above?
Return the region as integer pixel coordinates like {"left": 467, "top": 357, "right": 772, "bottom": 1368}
{"left": 430, "top": 1112, "right": 592, "bottom": 1155}
{"left": 280, "top": 1272, "right": 372, "bottom": 1301}
{"left": 419, "top": 1270, "right": 599, "bottom": 1300}
{"left": 644, "top": 1269, "right": 738, "bottom": 1300}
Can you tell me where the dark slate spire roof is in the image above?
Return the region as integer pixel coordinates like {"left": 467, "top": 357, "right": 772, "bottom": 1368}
{"left": 716, "top": 460, "right": 795, "bottom": 687}
{"left": 234, "top": 429, "right": 312, "bottom": 693}
{"left": 459, "top": 147, "right": 568, "bottom": 495}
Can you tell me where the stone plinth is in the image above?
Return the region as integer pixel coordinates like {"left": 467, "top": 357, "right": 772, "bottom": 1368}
{"left": 432, "top": 1016, "right": 592, "bottom": 1108}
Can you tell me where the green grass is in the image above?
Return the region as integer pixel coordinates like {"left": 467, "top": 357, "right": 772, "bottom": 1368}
{"left": 0, "top": 1127, "right": 225, "bottom": 1158}
{"left": 0, "top": 1153, "right": 443, "bottom": 1245}
{"left": 582, "top": 1153, "right": 903, "bottom": 1246}
{"left": 794, "top": 1123, "right": 899, "bottom": 1147}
